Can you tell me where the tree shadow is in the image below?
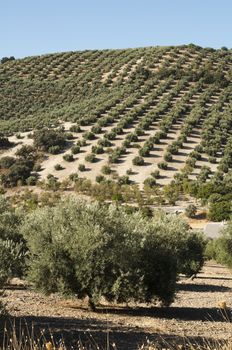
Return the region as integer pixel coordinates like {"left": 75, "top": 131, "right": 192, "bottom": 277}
{"left": 177, "top": 283, "right": 231, "bottom": 293}
{"left": 96, "top": 305, "right": 229, "bottom": 322}
{"left": 0, "top": 315, "right": 227, "bottom": 350}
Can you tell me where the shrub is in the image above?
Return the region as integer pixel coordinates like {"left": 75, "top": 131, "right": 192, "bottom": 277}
{"left": 83, "top": 131, "right": 95, "bottom": 140}
{"left": 33, "top": 163, "right": 42, "bottom": 172}
{"left": 207, "top": 194, "right": 232, "bottom": 221}
{"left": 26, "top": 176, "right": 37, "bottom": 186}
{"left": 139, "top": 147, "right": 150, "bottom": 157}
{"left": 21, "top": 199, "right": 205, "bottom": 308}
{"left": 76, "top": 139, "right": 87, "bottom": 147}
{"left": 1, "top": 159, "right": 33, "bottom": 187}
{"left": 151, "top": 170, "right": 160, "bottom": 179}
{"left": 16, "top": 145, "right": 36, "bottom": 159}
{"left": 132, "top": 156, "right": 145, "bottom": 166}
{"left": 63, "top": 154, "right": 74, "bottom": 162}
{"left": 126, "top": 168, "right": 133, "bottom": 175}
{"left": 85, "top": 153, "right": 96, "bottom": 163}
{"left": 54, "top": 164, "right": 63, "bottom": 171}
{"left": 91, "top": 145, "right": 104, "bottom": 154}
{"left": 0, "top": 196, "right": 26, "bottom": 287}
{"left": 34, "top": 129, "right": 66, "bottom": 152}
{"left": 158, "top": 161, "right": 168, "bottom": 170}
{"left": 78, "top": 164, "right": 86, "bottom": 172}
{"left": 98, "top": 138, "right": 112, "bottom": 147}
{"left": 105, "top": 131, "right": 116, "bottom": 140}
{"left": 185, "top": 204, "right": 197, "bottom": 218}
{"left": 144, "top": 177, "right": 156, "bottom": 188}
{"left": 96, "top": 175, "right": 105, "bottom": 183}
{"left": 91, "top": 125, "right": 102, "bottom": 134}
{"left": 164, "top": 152, "right": 173, "bottom": 162}
{"left": 64, "top": 132, "right": 74, "bottom": 140}
{"left": 48, "top": 145, "right": 62, "bottom": 154}
{"left": 101, "top": 165, "right": 111, "bottom": 175}
{"left": 118, "top": 175, "right": 130, "bottom": 185}
{"left": 209, "top": 156, "right": 217, "bottom": 164}
{"left": 69, "top": 125, "right": 81, "bottom": 133}
{"left": 207, "top": 221, "right": 232, "bottom": 268}
{"left": 0, "top": 156, "right": 15, "bottom": 169}
{"left": 71, "top": 145, "right": 80, "bottom": 154}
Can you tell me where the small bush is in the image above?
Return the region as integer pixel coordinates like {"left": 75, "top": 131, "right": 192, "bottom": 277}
{"left": 118, "top": 175, "right": 130, "bottom": 185}
{"left": 0, "top": 156, "right": 15, "bottom": 169}
{"left": 83, "top": 131, "right": 95, "bottom": 140}
{"left": 69, "top": 125, "right": 81, "bottom": 133}
{"left": 101, "top": 165, "right": 111, "bottom": 175}
{"left": 26, "top": 176, "right": 37, "bottom": 186}
{"left": 185, "top": 204, "right": 197, "bottom": 218}
{"left": 78, "top": 164, "right": 86, "bottom": 172}
{"left": 96, "top": 175, "right": 105, "bottom": 183}
{"left": 132, "top": 156, "right": 145, "bottom": 166}
{"left": 48, "top": 145, "right": 61, "bottom": 154}
{"left": 151, "top": 170, "right": 160, "bottom": 179}
{"left": 71, "top": 145, "right": 80, "bottom": 154}
{"left": 85, "top": 153, "right": 96, "bottom": 163}
{"left": 158, "top": 161, "right": 168, "bottom": 170}
{"left": 63, "top": 154, "right": 74, "bottom": 162}
{"left": 164, "top": 152, "right": 173, "bottom": 162}
{"left": 144, "top": 177, "right": 156, "bottom": 188}
{"left": 34, "top": 129, "right": 66, "bottom": 152}
{"left": 54, "top": 164, "right": 63, "bottom": 171}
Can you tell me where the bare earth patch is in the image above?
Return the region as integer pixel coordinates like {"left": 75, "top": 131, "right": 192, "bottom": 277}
{"left": 1, "top": 262, "right": 232, "bottom": 349}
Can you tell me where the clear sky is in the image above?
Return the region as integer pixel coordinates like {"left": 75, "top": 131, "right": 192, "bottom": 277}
{"left": 1, "top": 0, "right": 231, "bottom": 58}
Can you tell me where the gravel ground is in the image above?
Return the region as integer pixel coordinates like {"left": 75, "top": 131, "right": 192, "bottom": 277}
{"left": 1, "top": 261, "right": 232, "bottom": 349}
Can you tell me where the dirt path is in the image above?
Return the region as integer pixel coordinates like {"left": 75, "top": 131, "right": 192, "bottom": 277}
{"left": 2, "top": 261, "right": 232, "bottom": 349}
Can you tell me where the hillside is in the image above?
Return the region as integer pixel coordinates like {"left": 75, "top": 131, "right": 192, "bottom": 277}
{"left": 0, "top": 45, "right": 232, "bottom": 193}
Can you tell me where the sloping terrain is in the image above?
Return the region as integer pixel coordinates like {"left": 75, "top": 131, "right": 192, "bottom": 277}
{"left": 3, "top": 262, "right": 232, "bottom": 349}
{"left": 0, "top": 45, "right": 231, "bottom": 187}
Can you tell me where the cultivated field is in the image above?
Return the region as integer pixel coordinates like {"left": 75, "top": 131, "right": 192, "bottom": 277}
{"left": 0, "top": 45, "right": 231, "bottom": 189}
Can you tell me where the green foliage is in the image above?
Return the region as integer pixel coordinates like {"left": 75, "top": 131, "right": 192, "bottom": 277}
{"left": 21, "top": 199, "right": 205, "bottom": 307}
{"left": 185, "top": 204, "right": 197, "bottom": 218}
{"left": 132, "top": 156, "right": 145, "bottom": 166}
{"left": 54, "top": 164, "right": 63, "bottom": 171}
{"left": 101, "top": 165, "right": 112, "bottom": 175}
{"left": 83, "top": 131, "right": 95, "bottom": 140}
{"left": 85, "top": 153, "right": 96, "bottom": 163}
{"left": 96, "top": 175, "right": 105, "bottom": 183}
{"left": 15, "top": 145, "right": 36, "bottom": 159}
{"left": 0, "top": 196, "right": 26, "bottom": 286}
{"left": 207, "top": 222, "right": 232, "bottom": 268}
{"left": 207, "top": 194, "right": 232, "bottom": 221}
{"left": 78, "top": 163, "right": 86, "bottom": 172}
{"left": 69, "top": 124, "right": 81, "bottom": 133}
{"left": 63, "top": 154, "right": 74, "bottom": 162}
{"left": 33, "top": 129, "right": 66, "bottom": 152}
{"left": 0, "top": 156, "right": 15, "bottom": 169}
{"left": 158, "top": 161, "right": 168, "bottom": 170}
{"left": 71, "top": 145, "right": 80, "bottom": 155}
{"left": 144, "top": 177, "right": 156, "bottom": 188}
{"left": 151, "top": 170, "right": 160, "bottom": 179}
{"left": 0, "top": 159, "right": 34, "bottom": 187}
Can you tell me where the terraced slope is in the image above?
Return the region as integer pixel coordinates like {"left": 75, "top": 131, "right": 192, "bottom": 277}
{"left": 0, "top": 45, "right": 232, "bottom": 188}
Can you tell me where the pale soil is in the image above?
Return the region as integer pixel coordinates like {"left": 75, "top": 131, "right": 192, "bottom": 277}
{"left": 0, "top": 83, "right": 226, "bottom": 189}
{"left": 2, "top": 262, "right": 232, "bottom": 349}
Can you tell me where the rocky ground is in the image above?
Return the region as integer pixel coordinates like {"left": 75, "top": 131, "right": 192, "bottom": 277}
{"left": 1, "top": 261, "right": 232, "bottom": 349}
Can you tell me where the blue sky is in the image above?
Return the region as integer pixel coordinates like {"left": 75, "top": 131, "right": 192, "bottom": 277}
{"left": 1, "top": 0, "right": 231, "bottom": 58}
